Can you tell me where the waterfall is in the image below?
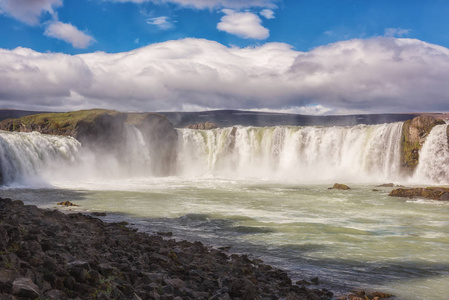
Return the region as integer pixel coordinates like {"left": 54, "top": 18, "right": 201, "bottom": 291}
{"left": 0, "top": 130, "right": 81, "bottom": 186}
{"left": 177, "top": 123, "right": 404, "bottom": 182}
{"left": 122, "top": 124, "right": 152, "bottom": 176}
{"left": 3, "top": 121, "right": 449, "bottom": 186}
{"left": 413, "top": 124, "right": 449, "bottom": 184}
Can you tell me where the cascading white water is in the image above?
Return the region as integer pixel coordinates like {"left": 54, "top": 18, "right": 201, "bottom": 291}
{"left": 177, "top": 123, "right": 405, "bottom": 182}
{"left": 3, "top": 121, "right": 449, "bottom": 186}
{"left": 413, "top": 124, "right": 449, "bottom": 184}
{"left": 122, "top": 124, "right": 152, "bottom": 176}
{"left": 0, "top": 130, "right": 81, "bottom": 186}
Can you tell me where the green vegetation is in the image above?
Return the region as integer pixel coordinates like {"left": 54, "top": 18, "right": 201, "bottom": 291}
{"left": 20, "top": 109, "right": 118, "bottom": 131}
{"left": 0, "top": 109, "right": 120, "bottom": 135}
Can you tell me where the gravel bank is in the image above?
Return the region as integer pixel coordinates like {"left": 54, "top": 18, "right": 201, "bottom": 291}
{"left": 0, "top": 197, "right": 334, "bottom": 300}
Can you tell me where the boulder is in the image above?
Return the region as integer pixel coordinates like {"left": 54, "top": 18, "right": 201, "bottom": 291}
{"left": 400, "top": 116, "right": 445, "bottom": 174}
{"left": 57, "top": 201, "right": 78, "bottom": 207}
{"left": 330, "top": 183, "right": 351, "bottom": 190}
{"left": 186, "top": 122, "right": 218, "bottom": 130}
{"left": 12, "top": 278, "right": 40, "bottom": 299}
{"left": 389, "top": 187, "right": 449, "bottom": 201}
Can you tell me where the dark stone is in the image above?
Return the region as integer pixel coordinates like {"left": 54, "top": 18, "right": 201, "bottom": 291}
{"left": 330, "top": 183, "right": 351, "bottom": 190}
{"left": 12, "top": 278, "right": 40, "bottom": 299}
{"left": 0, "top": 198, "right": 334, "bottom": 300}
{"left": 92, "top": 212, "right": 107, "bottom": 216}
{"left": 389, "top": 187, "right": 449, "bottom": 201}
{"left": 186, "top": 122, "right": 218, "bottom": 130}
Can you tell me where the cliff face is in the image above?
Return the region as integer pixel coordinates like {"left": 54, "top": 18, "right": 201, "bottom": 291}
{"left": 0, "top": 109, "right": 178, "bottom": 177}
{"left": 126, "top": 113, "right": 178, "bottom": 176}
{"left": 400, "top": 115, "right": 446, "bottom": 174}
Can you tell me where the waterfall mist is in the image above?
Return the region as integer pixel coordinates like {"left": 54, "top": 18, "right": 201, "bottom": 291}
{"left": 178, "top": 123, "right": 405, "bottom": 183}
{"left": 1, "top": 121, "right": 448, "bottom": 187}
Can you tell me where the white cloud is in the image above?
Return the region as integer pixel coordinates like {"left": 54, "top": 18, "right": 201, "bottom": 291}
{"left": 109, "top": 0, "right": 278, "bottom": 9}
{"left": 0, "top": 0, "right": 62, "bottom": 25}
{"left": 217, "top": 9, "right": 269, "bottom": 39}
{"left": 260, "top": 9, "right": 274, "bottom": 19}
{"left": 1, "top": 38, "right": 449, "bottom": 113}
{"left": 147, "top": 16, "right": 174, "bottom": 30}
{"left": 385, "top": 28, "right": 411, "bottom": 38}
{"left": 44, "top": 21, "right": 95, "bottom": 48}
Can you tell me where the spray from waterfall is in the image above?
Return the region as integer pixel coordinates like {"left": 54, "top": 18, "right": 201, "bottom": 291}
{"left": 413, "top": 124, "right": 449, "bottom": 184}
{"left": 2, "top": 121, "right": 449, "bottom": 186}
{"left": 0, "top": 131, "right": 81, "bottom": 186}
{"left": 177, "top": 123, "right": 404, "bottom": 183}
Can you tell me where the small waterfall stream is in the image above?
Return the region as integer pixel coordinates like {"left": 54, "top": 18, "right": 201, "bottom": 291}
{"left": 413, "top": 124, "right": 449, "bottom": 184}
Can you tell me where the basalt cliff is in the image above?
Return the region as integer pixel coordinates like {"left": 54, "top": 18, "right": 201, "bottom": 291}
{"left": 0, "top": 109, "right": 178, "bottom": 177}
{"left": 400, "top": 115, "right": 446, "bottom": 174}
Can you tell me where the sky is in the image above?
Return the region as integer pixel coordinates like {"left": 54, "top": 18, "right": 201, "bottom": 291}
{"left": 0, "top": 0, "right": 449, "bottom": 114}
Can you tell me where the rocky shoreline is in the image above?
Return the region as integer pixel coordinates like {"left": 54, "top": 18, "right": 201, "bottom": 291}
{"left": 0, "top": 197, "right": 337, "bottom": 300}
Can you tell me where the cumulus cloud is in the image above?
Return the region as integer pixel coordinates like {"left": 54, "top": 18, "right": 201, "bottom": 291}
{"left": 109, "top": 0, "right": 278, "bottom": 9}
{"left": 1, "top": 37, "right": 449, "bottom": 113}
{"left": 217, "top": 9, "right": 269, "bottom": 39}
{"left": 147, "top": 16, "right": 174, "bottom": 30}
{"left": 260, "top": 9, "right": 274, "bottom": 19}
{"left": 44, "top": 21, "right": 95, "bottom": 48}
{"left": 0, "top": 0, "right": 62, "bottom": 25}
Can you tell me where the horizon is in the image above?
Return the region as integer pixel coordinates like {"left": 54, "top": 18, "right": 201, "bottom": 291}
{"left": 1, "top": 1, "right": 449, "bottom": 114}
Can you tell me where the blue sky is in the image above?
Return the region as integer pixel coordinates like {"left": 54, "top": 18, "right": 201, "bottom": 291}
{"left": 1, "top": 0, "right": 449, "bottom": 114}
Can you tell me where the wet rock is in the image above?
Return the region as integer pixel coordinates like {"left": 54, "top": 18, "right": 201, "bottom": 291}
{"left": 389, "top": 187, "right": 449, "bottom": 201}
{"left": 186, "top": 122, "right": 218, "bottom": 130}
{"left": 377, "top": 183, "right": 395, "bottom": 187}
{"left": 92, "top": 212, "right": 107, "bottom": 216}
{"left": 157, "top": 232, "right": 173, "bottom": 237}
{"left": 57, "top": 201, "right": 78, "bottom": 207}
{"left": 330, "top": 183, "right": 351, "bottom": 190}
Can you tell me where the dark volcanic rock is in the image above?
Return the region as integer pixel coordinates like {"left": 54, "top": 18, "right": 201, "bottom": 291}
{"left": 330, "top": 183, "right": 351, "bottom": 190}
{"left": 400, "top": 116, "right": 446, "bottom": 174}
{"left": 389, "top": 187, "right": 449, "bottom": 201}
{"left": 0, "top": 197, "right": 333, "bottom": 300}
{"left": 57, "top": 201, "right": 78, "bottom": 207}
{"left": 186, "top": 122, "right": 218, "bottom": 130}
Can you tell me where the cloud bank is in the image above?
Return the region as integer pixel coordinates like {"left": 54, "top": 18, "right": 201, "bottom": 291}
{"left": 1, "top": 37, "right": 449, "bottom": 113}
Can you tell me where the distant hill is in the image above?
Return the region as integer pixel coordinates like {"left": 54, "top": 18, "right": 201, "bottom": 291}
{"left": 0, "top": 109, "right": 429, "bottom": 128}
{"left": 159, "top": 110, "right": 419, "bottom": 128}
